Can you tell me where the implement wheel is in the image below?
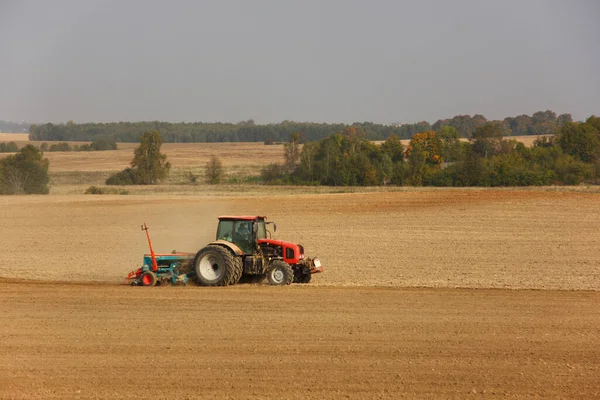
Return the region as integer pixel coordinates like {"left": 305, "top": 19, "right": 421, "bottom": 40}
{"left": 194, "top": 245, "right": 242, "bottom": 286}
{"left": 267, "top": 260, "right": 294, "bottom": 286}
{"left": 141, "top": 271, "right": 157, "bottom": 287}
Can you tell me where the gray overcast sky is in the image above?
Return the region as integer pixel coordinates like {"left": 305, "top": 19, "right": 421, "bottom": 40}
{"left": 1, "top": 0, "right": 599, "bottom": 124}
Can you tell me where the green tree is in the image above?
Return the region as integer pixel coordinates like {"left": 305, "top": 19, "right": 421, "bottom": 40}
{"left": 408, "top": 143, "right": 427, "bottom": 185}
{"left": 297, "top": 141, "right": 318, "bottom": 182}
{"left": 558, "top": 120, "right": 600, "bottom": 163}
{"left": 380, "top": 134, "right": 404, "bottom": 163}
{"left": 205, "top": 155, "right": 224, "bottom": 184}
{"left": 0, "top": 145, "right": 50, "bottom": 194}
{"left": 471, "top": 123, "right": 503, "bottom": 158}
{"left": 437, "top": 126, "right": 463, "bottom": 162}
{"left": 130, "top": 131, "right": 171, "bottom": 184}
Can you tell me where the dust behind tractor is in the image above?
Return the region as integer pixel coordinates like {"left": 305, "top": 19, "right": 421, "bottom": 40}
{"left": 126, "top": 216, "right": 323, "bottom": 286}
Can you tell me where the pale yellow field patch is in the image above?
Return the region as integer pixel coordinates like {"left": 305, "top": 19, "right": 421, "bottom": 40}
{"left": 0, "top": 133, "right": 29, "bottom": 142}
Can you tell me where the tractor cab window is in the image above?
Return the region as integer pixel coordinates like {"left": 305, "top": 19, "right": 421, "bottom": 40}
{"left": 217, "top": 220, "right": 234, "bottom": 242}
{"left": 255, "top": 221, "right": 267, "bottom": 239}
{"left": 233, "top": 221, "right": 253, "bottom": 254}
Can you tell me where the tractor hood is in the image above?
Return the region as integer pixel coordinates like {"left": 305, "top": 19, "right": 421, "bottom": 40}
{"left": 258, "top": 239, "right": 303, "bottom": 253}
{"left": 258, "top": 239, "right": 305, "bottom": 264}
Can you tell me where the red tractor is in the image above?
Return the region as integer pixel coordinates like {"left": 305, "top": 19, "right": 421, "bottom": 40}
{"left": 194, "top": 215, "right": 323, "bottom": 286}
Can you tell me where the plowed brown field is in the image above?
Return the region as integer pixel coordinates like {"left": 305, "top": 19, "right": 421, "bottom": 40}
{"left": 1, "top": 189, "right": 599, "bottom": 289}
{"left": 1, "top": 282, "right": 599, "bottom": 399}
{"left": 1, "top": 189, "right": 600, "bottom": 398}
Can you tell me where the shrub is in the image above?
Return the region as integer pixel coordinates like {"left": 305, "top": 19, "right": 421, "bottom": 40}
{"left": 106, "top": 168, "right": 137, "bottom": 185}
{"left": 85, "top": 185, "right": 128, "bottom": 195}
{"left": 555, "top": 156, "right": 593, "bottom": 185}
{"left": 48, "top": 142, "right": 72, "bottom": 152}
{"left": 75, "top": 144, "right": 93, "bottom": 151}
{"left": 184, "top": 171, "right": 198, "bottom": 184}
{"left": 90, "top": 138, "right": 118, "bottom": 151}
{"left": 0, "top": 145, "right": 50, "bottom": 194}
{"left": 85, "top": 185, "right": 105, "bottom": 194}
{"left": 0, "top": 142, "right": 18, "bottom": 153}
{"left": 205, "top": 155, "right": 223, "bottom": 184}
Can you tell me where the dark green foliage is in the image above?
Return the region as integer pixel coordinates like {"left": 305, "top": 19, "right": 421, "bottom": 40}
{"left": 48, "top": 142, "right": 72, "bottom": 152}
{"left": 286, "top": 120, "right": 599, "bottom": 187}
{"left": 380, "top": 134, "right": 404, "bottom": 163}
{"left": 28, "top": 120, "right": 430, "bottom": 143}
{"left": 90, "top": 137, "right": 118, "bottom": 151}
{"left": 293, "top": 129, "right": 403, "bottom": 186}
{"left": 471, "top": 123, "right": 504, "bottom": 158}
{"left": 85, "top": 185, "right": 105, "bottom": 194}
{"left": 422, "top": 166, "right": 455, "bottom": 187}
{"left": 436, "top": 127, "right": 463, "bottom": 162}
{"left": 432, "top": 114, "right": 488, "bottom": 138}
{"left": 106, "top": 168, "right": 137, "bottom": 185}
{"left": 433, "top": 110, "right": 574, "bottom": 138}
{"left": 74, "top": 144, "right": 93, "bottom": 151}
{"left": 0, "top": 142, "right": 19, "bottom": 152}
{"left": 43, "top": 138, "right": 117, "bottom": 152}
{"left": 557, "top": 119, "right": 600, "bottom": 163}
{"left": 408, "top": 143, "right": 427, "bottom": 185}
{"left": 0, "top": 145, "right": 50, "bottom": 194}
{"left": 85, "top": 185, "right": 129, "bottom": 195}
{"left": 554, "top": 156, "right": 593, "bottom": 185}
{"left": 23, "top": 111, "right": 589, "bottom": 144}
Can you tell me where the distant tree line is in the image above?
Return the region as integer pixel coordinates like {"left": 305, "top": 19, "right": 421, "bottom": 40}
{"left": 28, "top": 120, "right": 428, "bottom": 143}
{"left": 39, "top": 138, "right": 118, "bottom": 152}
{"left": 27, "top": 110, "right": 576, "bottom": 143}
{"left": 265, "top": 116, "right": 600, "bottom": 187}
{"left": 0, "top": 138, "right": 117, "bottom": 153}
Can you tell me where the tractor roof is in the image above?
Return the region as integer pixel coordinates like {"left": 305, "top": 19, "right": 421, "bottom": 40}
{"left": 218, "top": 215, "right": 266, "bottom": 221}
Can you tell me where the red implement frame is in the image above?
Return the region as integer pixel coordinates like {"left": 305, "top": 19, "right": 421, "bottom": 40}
{"left": 142, "top": 222, "right": 159, "bottom": 272}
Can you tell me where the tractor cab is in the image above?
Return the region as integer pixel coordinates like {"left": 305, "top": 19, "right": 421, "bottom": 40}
{"left": 216, "top": 216, "right": 269, "bottom": 254}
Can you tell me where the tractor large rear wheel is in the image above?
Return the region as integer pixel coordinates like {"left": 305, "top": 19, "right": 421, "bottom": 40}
{"left": 267, "top": 260, "right": 294, "bottom": 286}
{"left": 194, "top": 245, "right": 242, "bottom": 286}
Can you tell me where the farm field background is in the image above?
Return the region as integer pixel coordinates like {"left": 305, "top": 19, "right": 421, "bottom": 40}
{"left": 1, "top": 133, "right": 550, "bottom": 193}
{"left": 1, "top": 134, "right": 599, "bottom": 398}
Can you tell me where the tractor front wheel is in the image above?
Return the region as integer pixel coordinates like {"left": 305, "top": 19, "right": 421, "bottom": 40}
{"left": 294, "top": 268, "right": 312, "bottom": 284}
{"left": 267, "top": 261, "right": 294, "bottom": 286}
{"left": 194, "top": 245, "right": 242, "bottom": 286}
{"left": 141, "top": 271, "right": 157, "bottom": 287}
